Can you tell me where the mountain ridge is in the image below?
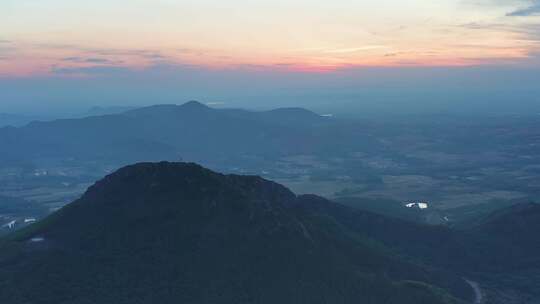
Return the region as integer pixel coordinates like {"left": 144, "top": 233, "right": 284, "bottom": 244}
{"left": 0, "top": 161, "right": 466, "bottom": 304}
{"left": 0, "top": 101, "right": 346, "bottom": 164}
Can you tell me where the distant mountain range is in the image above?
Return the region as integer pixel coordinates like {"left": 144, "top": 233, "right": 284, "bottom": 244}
{"left": 0, "top": 162, "right": 538, "bottom": 303}
{"left": 0, "top": 113, "right": 40, "bottom": 128}
{"left": 0, "top": 106, "right": 137, "bottom": 128}
{"left": 0, "top": 101, "right": 364, "bottom": 165}
{"left": 82, "top": 105, "right": 139, "bottom": 117}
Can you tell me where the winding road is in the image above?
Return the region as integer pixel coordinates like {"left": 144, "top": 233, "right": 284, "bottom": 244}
{"left": 465, "top": 279, "right": 483, "bottom": 304}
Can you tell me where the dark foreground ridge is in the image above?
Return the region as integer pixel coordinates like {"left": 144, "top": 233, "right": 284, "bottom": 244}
{"left": 0, "top": 162, "right": 468, "bottom": 304}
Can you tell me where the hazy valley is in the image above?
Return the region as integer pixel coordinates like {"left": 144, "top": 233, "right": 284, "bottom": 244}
{"left": 1, "top": 102, "right": 539, "bottom": 231}
{"left": 0, "top": 102, "right": 539, "bottom": 303}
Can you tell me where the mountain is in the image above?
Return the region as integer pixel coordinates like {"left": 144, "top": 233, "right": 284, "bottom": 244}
{"left": 466, "top": 202, "right": 540, "bottom": 270}
{"left": 0, "top": 113, "right": 39, "bottom": 127}
{"left": 255, "top": 107, "right": 327, "bottom": 125}
{"left": 0, "top": 162, "right": 468, "bottom": 304}
{"left": 477, "top": 202, "right": 540, "bottom": 244}
{"left": 470, "top": 203, "right": 540, "bottom": 303}
{"left": 82, "top": 105, "right": 138, "bottom": 117}
{"left": 474, "top": 202, "right": 540, "bottom": 270}
{"left": 0, "top": 101, "right": 356, "bottom": 166}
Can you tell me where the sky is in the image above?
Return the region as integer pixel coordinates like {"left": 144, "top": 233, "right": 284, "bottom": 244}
{"left": 1, "top": 0, "right": 540, "bottom": 114}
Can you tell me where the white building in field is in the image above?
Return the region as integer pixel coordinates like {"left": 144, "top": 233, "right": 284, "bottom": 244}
{"left": 404, "top": 202, "right": 429, "bottom": 209}
{"left": 4, "top": 220, "right": 16, "bottom": 229}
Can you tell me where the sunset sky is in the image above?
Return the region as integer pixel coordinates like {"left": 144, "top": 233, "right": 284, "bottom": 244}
{"left": 1, "top": 0, "right": 539, "bottom": 113}
{"left": 2, "top": 0, "right": 540, "bottom": 76}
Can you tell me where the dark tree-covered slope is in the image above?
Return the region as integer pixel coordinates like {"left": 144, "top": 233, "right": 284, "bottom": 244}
{"left": 0, "top": 162, "right": 466, "bottom": 304}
